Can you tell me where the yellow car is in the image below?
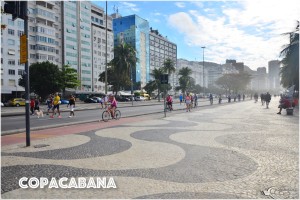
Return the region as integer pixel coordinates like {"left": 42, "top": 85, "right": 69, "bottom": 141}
{"left": 8, "top": 98, "right": 26, "bottom": 107}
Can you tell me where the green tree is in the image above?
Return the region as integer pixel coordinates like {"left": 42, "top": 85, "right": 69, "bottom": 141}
{"left": 176, "top": 67, "right": 195, "bottom": 95}
{"left": 216, "top": 72, "right": 251, "bottom": 94}
{"left": 280, "top": 21, "right": 299, "bottom": 90}
{"left": 162, "top": 58, "right": 176, "bottom": 91}
{"left": 19, "top": 61, "right": 61, "bottom": 99}
{"left": 61, "top": 65, "right": 80, "bottom": 97}
{"left": 103, "top": 42, "right": 137, "bottom": 94}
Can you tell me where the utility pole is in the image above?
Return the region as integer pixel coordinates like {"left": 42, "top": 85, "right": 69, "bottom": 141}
{"left": 201, "top": 46, "right": 205, "bottom": 95}
{"left": 105, "top": 1, "right": 108, "bottom": 95}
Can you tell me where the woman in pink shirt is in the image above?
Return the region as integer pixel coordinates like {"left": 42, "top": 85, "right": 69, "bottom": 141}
{"left": 108, "top": 95, "right": 118, "bottom": 118}
{"left": 185, "top": 93, "right": 191, "bottom": 112}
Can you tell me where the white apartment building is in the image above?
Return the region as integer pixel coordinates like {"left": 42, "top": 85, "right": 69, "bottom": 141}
{"left": 62, "top": 1, "right": 93, "bottom": 91}
{"left": 27, "top": 1, "right": 62, "bottom": 66}
{"left": 176, "top": 59, "right": 208, "bottom": 89}
{"left": 1, "top": 12, "right": 25, "bottom": 100}
{"left": 91, "top": 4, "right": 114, "bottom": 92}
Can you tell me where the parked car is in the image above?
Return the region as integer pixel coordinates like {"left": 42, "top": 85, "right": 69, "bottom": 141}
{"left": 135, "top": 96, "right": 145, "bottom": 101}
{"left": 84, "top": 98, "right": 97, "bottom": 103}
{"left": 116, "top": 95, "right": 130, "bottom": 102}
{"left": 8, "top": 98, "right": 26, "bottom": 107}
{"left": 91, "top": 97, "right": 102, "bottom": 103}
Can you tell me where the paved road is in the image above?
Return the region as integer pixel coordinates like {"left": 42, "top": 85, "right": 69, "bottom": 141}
{"left": 1, "top": 98, "right": 239, "bottom": 135}
{"left": 1, "top": 96, "right": 298, "bottom": 199}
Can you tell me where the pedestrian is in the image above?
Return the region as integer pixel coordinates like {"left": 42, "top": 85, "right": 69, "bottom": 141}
{"left": 228, "top": 95, "right": 231, "bottom": 103}
{"left": 99, "top": 97, "right": 104, "bottom": 109}
{"left": 67, "top": 95, "right": 75, "bottom": 117}
{"left": 218, "top": 94, "right": 222, "bottom": 104}
{"left": 194, "top": 93, "right": 198, "bottom": 107}
{"left": 185, "top": 92, "right": 191, "bottom": 112}
{"left": 104, "top": 95, "right": 108, "bottom": 109}
{"left": 254, "top": 93, "right": 258, "bottom": 103}
{"left": 243, "top": 94, "right": 245, "bottom": 101}
{"left": 265, "top": 92, "right": 271, "bottom": 109}
{"left": 46, "top": 95, "right": 53, "bottom": 115}
{"left": 50, "top": 92, "right": 61, "bottom": 118}
{"left": 34, "top": 97, "right": 40, "bottom": 111}
{"left": 179, "top": 93, "right": 183, "bottom": 105}
{"left": 261, "top": 93, "right": 265, "bottom": 106}
{"left": 30, "top": 98, "right": 35, "bottom": 115}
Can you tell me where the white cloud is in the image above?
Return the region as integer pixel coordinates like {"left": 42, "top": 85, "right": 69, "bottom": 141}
{"left": 167, "top": 0, "right": 299, "bottom": 70}
{"left": 120, "top": 2, "right": 140, "bottom": 13}
{"left": 175, "top": 2, "right": 185, "bottom": 8}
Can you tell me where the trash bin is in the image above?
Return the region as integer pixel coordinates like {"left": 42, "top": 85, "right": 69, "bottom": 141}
{"left": 286, "top": 108, "right": 294, "bottom": 115}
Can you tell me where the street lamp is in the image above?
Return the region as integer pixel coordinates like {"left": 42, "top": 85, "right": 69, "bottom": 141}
{"left": 201, "top": 46, "right": 205, "bottom": 94}
{"left": 130, "top": 64, "right": 133, "bottom": 106}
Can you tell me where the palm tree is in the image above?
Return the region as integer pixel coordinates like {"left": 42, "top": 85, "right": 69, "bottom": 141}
{"left": 177, "top": 67, "right": 194, "bottom": 95}
{"left": 280, "top": 21, "right": 299, "bottom": 91}
{"left": 106, "top": 42, "right": 137, "bottom": 93}
{"left": 162, "top": 58, "right": 176, "bottom": 92}
{"left": 150, "top": 68, "right": 164, "bottom": 101}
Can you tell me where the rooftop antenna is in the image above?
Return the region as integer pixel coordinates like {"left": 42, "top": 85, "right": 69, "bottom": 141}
{"left": 116, "top": 7, "right": 119, "bottom": 14}
{"left": 113, "top": 5, "right": 116, "bottom": 13}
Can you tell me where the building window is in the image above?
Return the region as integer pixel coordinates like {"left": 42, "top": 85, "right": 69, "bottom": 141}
{"left": 8, "top": 60, "right": 15, "bottom": 65}
{"left": 8, "top": 49, "right": 15, "bottom": 55}
{"left": 18, "top": 30, "right": 24, "bottom": 36}
{"left": 8, "top": 19, "right": 14, "bottom": 26}
{"left": 8, "top": 79, "right": 15, "bottom": 86}
{"left": 18, "top": 69, "right": 24, "bottom": 75}
{"left": 8, "top": 39, "right": 15, "bottom": 46}
{"left": 8, "top": 29, "right": 15, "bottom": 35}
{"left": 8, "top": 69, "right": 15, "bottom": 75}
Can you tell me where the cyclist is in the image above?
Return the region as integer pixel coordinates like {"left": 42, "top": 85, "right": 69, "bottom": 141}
{"left": 209, "top": 93, "right": 213, "bottom": 105}
{"left": 166, "top": 94, "right": 173, "bottom": 111}
{"left": 107, "top": 94, "right": 118, "bottom": 118}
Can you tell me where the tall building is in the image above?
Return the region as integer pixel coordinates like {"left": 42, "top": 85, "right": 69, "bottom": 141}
{"left": 149, "top": 28, "right": 177, "bottom": 73}
{"left": 91, "top": 4, "right": 114, "bottom": 92}
{"left": 268, "top": 60, "right": 280, "bottom": 91}
{"left": 62, "top": 1, "right": 92, "bottom": 91}
{"left": 1, "top": 10, "right": 25, "bottom": 100}
{"left": 113, "top": 14, "right": 149, "bottom": 88}
{"left": 27, "top": 1, "right": 62, "bottom": 66}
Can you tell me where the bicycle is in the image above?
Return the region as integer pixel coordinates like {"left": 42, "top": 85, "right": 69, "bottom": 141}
{"left": 164, "top": 102, "right": 173, "bottom": 112}
{"left": 102, "top": 109, "right": 121, "bottom": 122}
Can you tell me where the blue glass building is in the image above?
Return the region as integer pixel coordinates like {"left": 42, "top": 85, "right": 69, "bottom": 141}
{"left": 113, "top": 15, "right": 150, "bottom": 87}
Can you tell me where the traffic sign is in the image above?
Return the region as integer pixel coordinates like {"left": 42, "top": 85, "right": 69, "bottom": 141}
{"left": 20, "top": 34, "right": 27, "bottom": 64}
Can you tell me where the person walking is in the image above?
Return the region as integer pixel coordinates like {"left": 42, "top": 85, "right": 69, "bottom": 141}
{"left": 46, "top": 95, "right": 53, "bottom": 115}
{"left": 34, "top": 97, "right": 40, "bottom": 112}
{"left": 67, "top": 95, "right": 75, "bottom": 117}
{"left": 265, "top": 92, "right": 271, "bottom": 109}
{"left": 194, "top": 93, "right": 198, "bottom": 107}
{"left": 179, "top": 93, "right": 183, "bottom": 105}
{"left": 185, "top": 93, "right": 191, "bottom": 112}
{"left": 50, "top": 92, "right": 61, "bottom": 118}
{"left": 30, "top": 98, "right": 35, "bottom": 115}
{"left": 277, "top": 96, "right": 291, "bottom": 114}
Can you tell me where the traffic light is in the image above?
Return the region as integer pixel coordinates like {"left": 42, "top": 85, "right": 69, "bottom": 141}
{"left": 3, "top": 1, "right": 26, "bottom": 21}
{"left": 4, "top": 1, "right": 18, "bottom": 20}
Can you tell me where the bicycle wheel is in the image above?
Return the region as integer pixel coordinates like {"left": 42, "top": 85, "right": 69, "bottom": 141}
{"left": 115, "top": 110, "right": 121, "bottom": 120}
{"left": 102, "top": 111, "right": 110, "bottom": 122}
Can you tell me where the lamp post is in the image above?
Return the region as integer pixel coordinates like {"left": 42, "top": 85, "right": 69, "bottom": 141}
{"left": 201, "top": 46, "right": 205, "bottom": 95}
{"left": 130, "top": 64, "right": 133, "bottom": 106}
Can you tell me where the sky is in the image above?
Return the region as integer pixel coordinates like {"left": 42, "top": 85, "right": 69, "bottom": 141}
{"left": 93, "top": 0, "right": 300, "bottom": 71}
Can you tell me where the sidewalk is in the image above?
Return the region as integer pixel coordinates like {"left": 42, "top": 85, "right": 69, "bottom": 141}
{"left": 1, "top": 99, "right": 298, "bottom": 199}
